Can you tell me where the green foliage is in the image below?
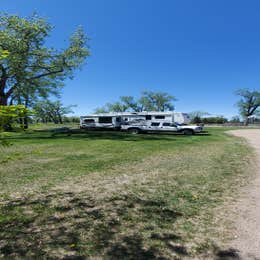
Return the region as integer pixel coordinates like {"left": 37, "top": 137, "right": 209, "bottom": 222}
{"left": 0, "top": 104, "right": 31, "bottom": 145}
{"left": 230, "top": 116, "right": 241, "bottom": 123}
{"left": 0, "top": 49, "right": 10, "bottom": 59}
{"left": 62, "top": 116, "right": 80, "bottom": 123}
{"left": 0, "top": 13, "right": 90, "bottom": 106}
{"left": 33, "top": 100, "right": 75, "bottom": 124}
{"left": 236, "top": 88, "right": 260, "bottom": 125}
{"left": 94, "top": 107, "right": 109, "bottom": 113}
{"left": 95, "top": 96, "right": 140, "bottom": 113}
{"left": 189, "top": 111, "right": 210, "bottom": 123}
{"left": 201, "top": 116, "right": 228, "bottom": 124}
{"left": 94, "top": 91, "right": 176, "bottom": 113}
{"left": 192, "top": 116, "right": 202, "bottom": 124}
{"left": 0, "top": 105, "right": 31, "bottom": 131}
{"left": 138, "top": 91, "right": 176, "bottom": 111}
{"left": 189, "top": 111, "right": 228, "bottom": 124}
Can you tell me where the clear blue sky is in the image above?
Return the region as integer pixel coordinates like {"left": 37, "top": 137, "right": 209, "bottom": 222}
{"left": 2, "top": 0, "right": 260, "bottom": 117}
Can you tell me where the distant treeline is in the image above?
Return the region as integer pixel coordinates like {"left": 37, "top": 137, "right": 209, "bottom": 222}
{"left": 191, "top": 116, "right": 228, "bottom": 124}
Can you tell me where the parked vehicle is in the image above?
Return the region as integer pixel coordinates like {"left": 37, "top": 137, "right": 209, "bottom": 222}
{"left": 80, "top": 113, "right": 123, "bottom": 129}
{"left": 121, "top": 121, "right": 203, "bottom": 135}
{"left": 80, "top": 111, "right": 190, "bottom": 129}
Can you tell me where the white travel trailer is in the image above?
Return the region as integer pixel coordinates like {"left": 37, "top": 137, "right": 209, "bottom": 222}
{"left": 80, "top": 113, "right": 123, "bottom": 129}
{"left": 80, "top": 111, "right": 190, "bottom": 129}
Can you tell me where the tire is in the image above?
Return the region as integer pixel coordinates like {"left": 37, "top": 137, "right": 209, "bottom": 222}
{"left": 182, "top": 129, "right": 194, "bottom": 135}
{"left": 128, "top": 128, "right": 140, "bottom": 134}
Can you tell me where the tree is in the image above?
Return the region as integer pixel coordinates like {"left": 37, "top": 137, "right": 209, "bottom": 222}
{"left": 106, "top": 101, "right": 128, "bottom": 112}
{"left": 189, "top": 111, "right": 210, "bottom": 124}
{"left": 229, "top": 116, "right": 241, "bottom": 123}
{"left": 94, "top": 106, "right": 108, "bottom": 114}
{"left": 202, "top": 116, "right": 228, "bottom": 124}
{"left": 0, "top": 13, "right": 89, "bottom": 106}
{"left": 94, "top": 96, "right": 139, "bottom": 113}
{"left": 33, "top": 100, "right": 74, "bottom": 124}
{"left": 119, "top": 96, "right": 140, "bottom": 112}
{"left": 138, "top": 91, "right": 176, "bottom": 111}
{"left": 236, "top": 89, "right": 260, "bottom": 125}
{"left": 94, "top": 91, "right": 177, "bottom": 113}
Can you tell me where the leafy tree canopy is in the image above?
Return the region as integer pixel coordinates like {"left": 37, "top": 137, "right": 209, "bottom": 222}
{"left": 33, "top": 100, "right": 75, "bottom": 124}
{"left": 138, "top": 91, "right": 176, "bottom": 112}
{"left": 94, "top": 91, "right": 177, "bottom": 113}
{"left": 189, "top": 111, "right": 210, "bottom": 120}
{"left": 236, "top": 88, "right": 260, "bottom": 125}
{"left": 0, "top": 13, "right": 90, "bottom": 106}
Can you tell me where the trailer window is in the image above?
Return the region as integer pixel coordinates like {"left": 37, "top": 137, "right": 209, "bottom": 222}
{"left": 98, "top": 117, "right": 112, "bottom": 123}
{"left": 155, "top": 115, "right": 165, "bottom": 119}
{"left": 151, "top": 122, "right": 160, "bottom": 126}
{"left": 116, "top": 117, "right": 121, "bottom": 122}
{"left": 84, "top": 119, "right": 95, "bottom": 123}
{"left": 145, "top": 115, "right": 152, "bottom": 120}
{"left": 162, "top": 122, "right": 171, "bottom": 126}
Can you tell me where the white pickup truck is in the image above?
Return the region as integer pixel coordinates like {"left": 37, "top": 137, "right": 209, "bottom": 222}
{"left": 121, "top": 121, "right": 203, "bottom": 135}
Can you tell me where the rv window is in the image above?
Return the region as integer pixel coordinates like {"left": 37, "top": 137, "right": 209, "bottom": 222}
{"left": 151, "top": 122, "right": 160, "bottom": 126}
{"left": 155, "top": 115, "right": 165, "bottom": 119}
{"left": 145, "top": 115, "right": 152, "bottom": 120}
{"left": 162, "top": 122, "right": 171, "bottom": 126}
{"left": 84, "top": 119, "right": 95, "bottom": 123}
{"left": 116, "top": 117, "right": 121, "bottom": 122}
{"left": 98, "top": 117, "right": 112, "bottom": 123}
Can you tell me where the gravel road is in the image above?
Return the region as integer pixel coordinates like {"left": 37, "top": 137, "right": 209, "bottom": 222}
{"left": 228, "top": 130, "right": 260, "bottom": 259}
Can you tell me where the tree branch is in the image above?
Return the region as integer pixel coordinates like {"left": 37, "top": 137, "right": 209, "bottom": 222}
{"left": 27, "top": 68, "right": 64, "bottom": 81}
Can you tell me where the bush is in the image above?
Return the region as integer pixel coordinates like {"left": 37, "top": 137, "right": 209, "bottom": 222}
{"left": 0, "top": 105, "right": 31, "bottom": 131}
{"left": 62, "top": 116, "right": 80, "bottom": 123}
{"left": 191, "top": 116, "right": 202, "bottom": 124}
{"left": 201, "top": 117, "right": 228, "bottom": 124}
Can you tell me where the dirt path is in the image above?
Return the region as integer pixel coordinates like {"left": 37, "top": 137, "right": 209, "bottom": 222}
{"left": 228, "top": 129, "right": 260, "bottom": 259}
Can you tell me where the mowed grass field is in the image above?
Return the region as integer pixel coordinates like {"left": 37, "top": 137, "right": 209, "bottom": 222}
{"left": 0, "top": 126, "right": 253, "bottom": 259}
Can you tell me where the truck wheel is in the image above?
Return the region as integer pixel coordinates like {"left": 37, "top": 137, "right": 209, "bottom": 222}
{"left": 183, "top": 129, "right": 194, "bottom": 135}
{"left": 128, "top": 128, "right": 140, "bottom": 134}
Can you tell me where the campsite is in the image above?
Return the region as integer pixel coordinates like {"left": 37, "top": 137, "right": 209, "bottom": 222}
{"left": 1, "top": 1, "right": 260, "bottom": 259}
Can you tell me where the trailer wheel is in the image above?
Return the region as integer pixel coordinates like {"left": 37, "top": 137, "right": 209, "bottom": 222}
{"left": 128, "top": 128, "right": 140, "bottom": 134}
{"left": 182, "top": 129, "right": 194, "bottom": 135}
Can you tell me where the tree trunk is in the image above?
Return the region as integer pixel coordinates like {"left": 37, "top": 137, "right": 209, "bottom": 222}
{"left": 0, "top": 95, "right": 8, "bottom": 106}
{"left": 58, "top": 113, "right": 63, "bottom": 124}
{"left": 23, "top": 116, "right": 28, "bottom": 129}
{"left": 244, "top": 117, "right": 249, "bottom": 126}
{"left": 19, "top": 117, "right": 24, "bottom": 129}
{"left": 23, "top": 98, "right": 29, "bottom": 129}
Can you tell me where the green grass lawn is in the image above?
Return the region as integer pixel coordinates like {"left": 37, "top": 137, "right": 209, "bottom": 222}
{"left": 0, "top": 126, "right": 253, "bottom": 259}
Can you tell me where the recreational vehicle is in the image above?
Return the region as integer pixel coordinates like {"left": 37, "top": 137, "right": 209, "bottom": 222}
{"left": 80, "top": 111, "right": 190, "bottom": 129}
{"left": 80, "top": 113, "right": 123, "bottom": 129}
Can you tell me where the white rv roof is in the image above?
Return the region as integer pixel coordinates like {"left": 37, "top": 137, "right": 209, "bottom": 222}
{"left": 80, "top": 111, "right": 185, "bottom": 118}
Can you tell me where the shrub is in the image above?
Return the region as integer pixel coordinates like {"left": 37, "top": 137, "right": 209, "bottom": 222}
{"left": 0, "top": 105, "right": 31, "bottom": 131}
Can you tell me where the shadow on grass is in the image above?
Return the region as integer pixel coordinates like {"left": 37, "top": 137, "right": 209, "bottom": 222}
{"left": 0, "top": 191, "right": 253, "bottom": 259}
{"left": 4, "top": 128, "right": 210, "bottom": 142}
{"left": 0, "top": 192, "right": 187, "bottom": 259}
{"left": 214, "top": 248, "right": 242, "bottom": 259}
